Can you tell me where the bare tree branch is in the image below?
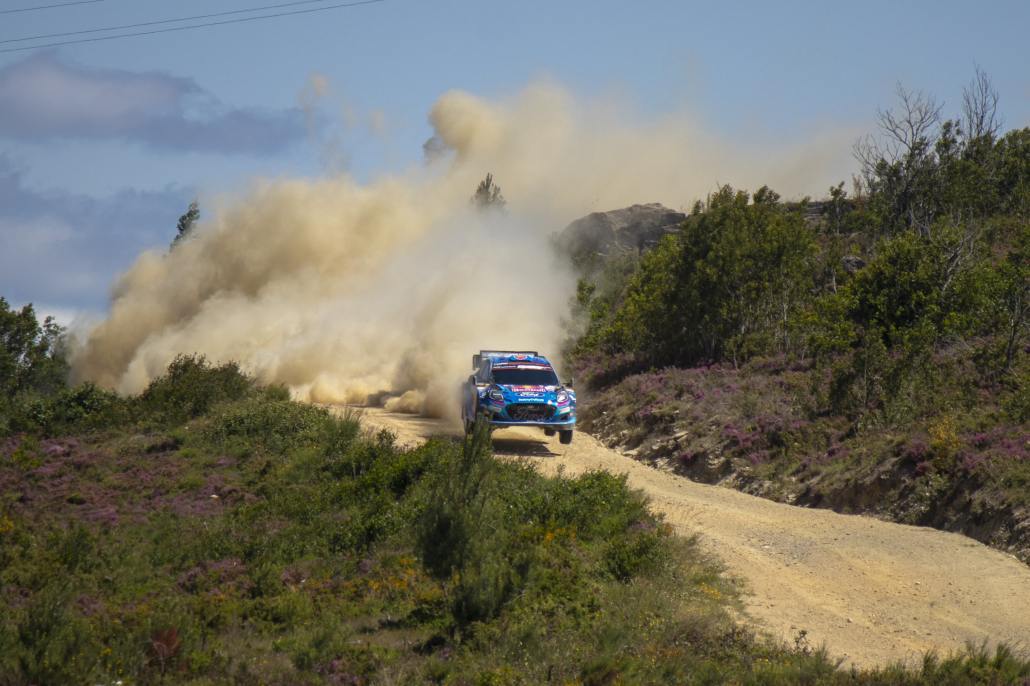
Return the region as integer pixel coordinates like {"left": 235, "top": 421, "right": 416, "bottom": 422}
{"left": 853, "top": 83, "right": 942, "bottom": 180}
{"left": 878, "top": 83, "right": 942, "bottom": 160}
{"left": 962, "top": 65, "right": 1001, "bottom": 140}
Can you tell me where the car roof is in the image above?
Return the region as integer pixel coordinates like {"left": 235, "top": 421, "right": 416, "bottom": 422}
{"left": 486, "top": 353, "right": 552, "bottom": 368}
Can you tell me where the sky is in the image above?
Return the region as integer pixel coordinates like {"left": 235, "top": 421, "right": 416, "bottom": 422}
{"left": 1, "top": 0, "right": 1028, "bottom": 323}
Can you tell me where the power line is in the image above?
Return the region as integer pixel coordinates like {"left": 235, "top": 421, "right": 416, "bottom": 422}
{"left": 2, "top": 0, "right": 346, "bottom": 45}
{"left": 0, "top": 0, "right": 102, "bottom": 15}
{"left": 0, "top": 0, "right": 385, "bottom": 54}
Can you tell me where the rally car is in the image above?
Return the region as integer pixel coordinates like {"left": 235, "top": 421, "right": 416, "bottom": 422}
{"left": 461, "top": 350, "right": 576, "bottom": 444}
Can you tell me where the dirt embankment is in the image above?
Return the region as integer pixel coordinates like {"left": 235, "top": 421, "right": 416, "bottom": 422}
{"left": 352, "top": 406, "right": 1030, "bottom": 670}
{"left": 583, "top": 407, "right": 1030, "bottom": 566}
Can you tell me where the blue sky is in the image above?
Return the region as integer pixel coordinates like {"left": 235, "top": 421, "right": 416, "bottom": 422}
{"left": 1, "top": 0, "right": 1028, "bottom": 319}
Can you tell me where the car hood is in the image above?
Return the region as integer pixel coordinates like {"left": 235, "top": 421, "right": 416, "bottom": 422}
{"left": 498, "top": 384, "right": 556, "bottom": 399}
{"left": 495, "top": 385, "right": 578, "bottom": 406}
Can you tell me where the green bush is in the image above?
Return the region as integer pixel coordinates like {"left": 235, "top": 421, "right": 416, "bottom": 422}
{"left": 581, "top": 185, "right": 817, "bottom": 369}
{"left": 0, "top": 299, "right": 69, "bottom": 437}
{"left": 1004, "top": 368, "right": 1030, "bottom": 422}
{"left": 417, "top": 423, "right": 507, "bottom": 624}
{"left": 200, "top": 396, "right": 332, "bottom": 453}
{"left": 415, "top": 422, "right": 677, "bottom": 632}
{"left": 0, "top": 298, "right": 67, "bottom": 400}
{"left": 3, "top": 383, "right": 127, "bottom": 436}
{"left": 0, "top": 582, "right": 102, "bottom": 685}
{"left": 804, "top": 226, "right": 1003, "bottom": 423}
{"left": 140, "top": 354, "right": 253, "bottom": 424}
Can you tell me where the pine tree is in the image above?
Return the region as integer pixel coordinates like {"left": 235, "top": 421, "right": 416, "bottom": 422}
{"left": 172, "top": 201, "right": 200, "bottom": 248}
{"left": 470, "top": 173, "right": 506, "bottom": 212}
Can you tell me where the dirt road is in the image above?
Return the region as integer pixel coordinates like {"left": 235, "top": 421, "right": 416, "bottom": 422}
{"left": 353, "top": 406, "right": 1030, "bottom": 668}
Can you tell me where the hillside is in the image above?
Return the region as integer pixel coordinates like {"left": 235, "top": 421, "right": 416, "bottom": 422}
{"left": 358, "top": 406, "right": 1030, "bottom": 669}
{"left": 7, "top": 357, "right": 1029, "bottom": 683}
{"left": 564, "top": 97, "right": 1030, "bottom": 565}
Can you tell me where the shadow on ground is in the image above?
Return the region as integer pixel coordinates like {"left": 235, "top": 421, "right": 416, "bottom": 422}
{"left": 490, "top": 435, "right": 559, "bottom": 457}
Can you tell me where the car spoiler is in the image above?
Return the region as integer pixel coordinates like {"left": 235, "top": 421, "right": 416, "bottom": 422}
{"left": 473, "top": 350, "right": 539, "bottom": 369}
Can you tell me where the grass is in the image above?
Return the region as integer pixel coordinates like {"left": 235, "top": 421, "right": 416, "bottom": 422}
{"left": 1, "top": 357, "right": 1028, "bottom": 684}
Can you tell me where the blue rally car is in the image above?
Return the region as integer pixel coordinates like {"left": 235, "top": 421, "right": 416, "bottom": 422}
{"left": 461, "top": 350, "right": 576, "bottom": 444}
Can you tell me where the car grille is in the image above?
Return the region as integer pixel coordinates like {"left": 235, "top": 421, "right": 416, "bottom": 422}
{"left": 506, "top": 403, "right": 555, "bottom": 421}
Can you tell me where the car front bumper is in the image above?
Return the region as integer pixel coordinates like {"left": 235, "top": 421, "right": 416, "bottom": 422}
{"left": 486, "top": 417, "right": 576, "bottom": 429}
{"left": 478, "top": 402, "right": 576, "bottom": 429}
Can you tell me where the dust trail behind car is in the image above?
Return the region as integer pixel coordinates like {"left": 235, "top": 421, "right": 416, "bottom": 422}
{"left": 68, "top": 82, "right": 853, "bottom": 415}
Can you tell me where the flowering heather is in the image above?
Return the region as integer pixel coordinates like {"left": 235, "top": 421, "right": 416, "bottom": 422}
{"left": 746, "top": 450, "right": 771, "bottom": 465}
{"left": 825, "top": 444, "right": 849, "bottom": 461}
{"left": 959, "top": 452, "right": 991, "bottom": 474}
{"left": 995, "top": 436, "right": 1030, "bottom": 461}
{"left": 722, "top": 424, "right": 755, "bottom": 450}
{"left": 913, "top": 460, "right": 934, "bottom": 477}
{"left": 576, "top": 345, "right": 1030, "bottom": 564}
{"left": 900, "top": 439, "right": 930, "bottom": 463}
{"left": 970, "top": 432, "right": 992, "bottom": 449}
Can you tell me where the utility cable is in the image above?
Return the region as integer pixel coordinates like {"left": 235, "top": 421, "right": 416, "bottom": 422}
{"left": 1, "top": 0, "right": 102, "bottom": 15}
{"left": 0, "top": 0, "right": 384, "bottom": 54}
{"left": 2, "top": 0, "right": 347, "bottom": 45}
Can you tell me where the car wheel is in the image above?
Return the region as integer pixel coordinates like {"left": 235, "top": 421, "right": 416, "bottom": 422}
{"left": 559, "top": 430, "right": 573, "bottom": 445}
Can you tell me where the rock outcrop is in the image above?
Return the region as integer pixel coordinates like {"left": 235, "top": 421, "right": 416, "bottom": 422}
{"left": 556, "top": 203, "right": 686, "bottom": 266}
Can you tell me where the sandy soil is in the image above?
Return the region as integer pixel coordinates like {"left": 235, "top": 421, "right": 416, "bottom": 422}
{"left": 351, "top": 406, "right": 1030, "bottom": 668}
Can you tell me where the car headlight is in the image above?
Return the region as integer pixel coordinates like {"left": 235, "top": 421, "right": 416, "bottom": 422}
{"left": 488, "top": 388, "right": 504, "bottom": 402}
{"left": 556, "top": 390, "right": 569, "bottom": 404}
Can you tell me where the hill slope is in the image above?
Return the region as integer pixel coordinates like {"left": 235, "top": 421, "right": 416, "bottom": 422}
{"left": 357, "top": 407, "right": 1030, "bottom": 669}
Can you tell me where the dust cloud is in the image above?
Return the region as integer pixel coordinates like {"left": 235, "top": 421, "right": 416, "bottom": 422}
{"left": 71, "top": 81, "right": 854, "bottom": 418}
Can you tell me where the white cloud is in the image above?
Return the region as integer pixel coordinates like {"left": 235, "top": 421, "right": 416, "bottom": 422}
{"left": 0, "top": 52, "right": 307, "bottom": 154}
{"left": 0, "top": 155, "right": 192, "bottom": 311}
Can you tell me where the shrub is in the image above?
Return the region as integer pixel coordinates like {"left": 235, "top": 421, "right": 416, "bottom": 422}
{"left": 3, "top": 383, "right": 127, "bottom": 436}
{"left": 417, "top": 423, "right": 512, "bottom": 625}
{"left": 140, "top": 354, "right": 253, "bottom": 424}
{"left": 200, "top": 396, "right": 332, "bottom": 453}
{"left": 1005, "top": 369, "right": 1030, "bottom": 422}
{"left": 587, "top": 185, "right": 816, "bottom": 369}
{"left": 0, "top": 299, "right": 67, "bottom": 400}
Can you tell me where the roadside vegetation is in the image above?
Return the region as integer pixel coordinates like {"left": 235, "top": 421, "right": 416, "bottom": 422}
{"left": 568, "top": 73, "right": 1030, "bottom": 563}
{"left": 2, "top": 329, "right": 1028, "bottom": 681}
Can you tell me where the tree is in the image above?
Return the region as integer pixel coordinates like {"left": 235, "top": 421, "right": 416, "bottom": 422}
{"left": 470, "top": 173, "right": 506, "bottom": 212}
{"left": 605, "top": 185, "right": 816, "bottom": 367}
{"left": 171, "top": 200, "right": 200, "bottom": 247}
{"left": 0, "top": 298, "right": 67, "bottom": 398}
{"left": 962, "top": 66, "right": 1002, "bottom": 141}
{"left": 853, "top": 83, "right": 943, "bottom": 236}
{"left": 999, "top": 223, "right": 1030, "bottom": 373}
{"left": 851, "top": 70, "right": 1027, "bottom": 240}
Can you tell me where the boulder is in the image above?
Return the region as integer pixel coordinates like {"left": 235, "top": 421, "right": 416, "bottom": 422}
{"left": 841, "top": 255, "right": 866, "bottom": 274}
{"left": 556, "top": 203, "right": 686, "bottom": 265}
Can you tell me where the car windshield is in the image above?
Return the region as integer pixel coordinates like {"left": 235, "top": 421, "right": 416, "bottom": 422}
{"left": 492, "top": 368, "right": 559, "bottom": 387}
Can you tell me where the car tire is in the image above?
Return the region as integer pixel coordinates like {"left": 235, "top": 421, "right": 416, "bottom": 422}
{"left": 559, "top": 430, "right": 573, "bottom": 445}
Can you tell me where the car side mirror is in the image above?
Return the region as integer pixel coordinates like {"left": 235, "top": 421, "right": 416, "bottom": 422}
{"left": 564, "top": 378, "right": 574, "bottom": 389}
